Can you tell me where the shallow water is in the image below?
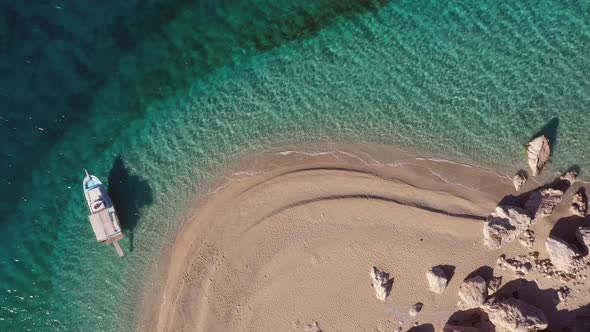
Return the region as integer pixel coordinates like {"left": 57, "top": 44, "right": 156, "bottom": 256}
{"left": 1, "top": 0, "right": 589, "bottom": 330}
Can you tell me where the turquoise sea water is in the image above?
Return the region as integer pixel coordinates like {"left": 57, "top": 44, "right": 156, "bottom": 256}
{"left": 1, "top": 0, "right": 589, "bottom": 330}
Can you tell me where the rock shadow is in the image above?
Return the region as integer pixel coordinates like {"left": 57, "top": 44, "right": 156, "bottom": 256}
{"left": 436, "top": 264, "right": 456, "bottom": 284}
{"left": 465, "top": 266, "right": 494, "bottom": 282}
{"left": 550, "top": 215, "right": 588, "bottom": 245}
{"left": 566, "top": 304, "right": 590, "bottom": 331}
{"left": 445, "top": 308, "right": 495, "bottom": 332}
{"left": 531, "top": 117, "right": 559, "bottom": 152}
{"left": 407, "top": 323, "right": 434, "bottom": 332}
{"left": 108, "top": 155, "right": 153, "bottom": 252}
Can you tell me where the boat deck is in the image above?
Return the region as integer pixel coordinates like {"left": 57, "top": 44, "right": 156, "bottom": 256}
{"left": 88, "top": 209, "right": 121, "bottom": 242}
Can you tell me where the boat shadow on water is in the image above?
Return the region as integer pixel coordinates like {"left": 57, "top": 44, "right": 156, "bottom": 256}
{"left": 107, "top": 155, "right": 153, "bottom": 253}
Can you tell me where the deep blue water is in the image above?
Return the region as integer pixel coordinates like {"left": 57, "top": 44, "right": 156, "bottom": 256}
{"left": 1, "top": 0, "right": 589, "bottom": 330}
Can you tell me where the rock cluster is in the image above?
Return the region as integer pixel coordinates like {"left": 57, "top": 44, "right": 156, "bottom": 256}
{"left": 455, "top": 274, "right": 547, "bottom": 332}
{"left": 571, "top": 188, "right": 588, "bottom": 217}
{"left": 526, "top": 135, "right": 551, "bottom": 176}
{"left": 426, "top": 266, "right": 448, "bottom": 294}
{"left": 524, "top": 188, "right": 564, "bottom": 220}
{"left": 483, "top": 205, "right": 532, "bottom": 249}
{"left": 497, "top": 254, "right": 532, "bottom": 277}
{"left": 482, "top": 298, "right": 548, "bottom": 332}
{"left": 458, "top": 276, "right": 487, "bottom": 309}
{"left": 370, "top": 267, "right": 393, "bottom": 301}
{"left": 518, "top": 230, "right": 535, "bottom": 249}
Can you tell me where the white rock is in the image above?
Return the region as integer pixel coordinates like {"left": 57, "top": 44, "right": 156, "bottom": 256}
{"left": 409, "top": 302, "right": 423, "bottom": 317}
{"left": 570, "top": 188, "right": 588, "bottom": 217}
{"left": 527, "top": 135, "right": 551, "bottom": 176}
{"left": 458, "top": 276, "right": 487, "bottom": 309}
{"left": 426, "top": 266, "right": 448, "bottom": 294}
{"left": 524, "top": 188, "right": 564, "bottom": 220}
{"left": 513, "top": 171, "right": 528, "bottom": 191}
{"left": 545, "top": 236, "right": 581, "bottom": 272}
{"left": 482, "top": 297, "right": 548, "bottom": 332}
{"left": 576, "top": 226, "right": 590, "bottom": 254}
{"left": 483, "top": 205, "right": 532, "bottom": 249}
{"left": 370, "top": 266, "right": 393, "bottom": 301}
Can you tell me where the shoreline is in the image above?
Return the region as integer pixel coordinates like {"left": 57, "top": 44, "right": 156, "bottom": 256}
{"left": 137, "top": 143, "right": 588, "bottom": 331}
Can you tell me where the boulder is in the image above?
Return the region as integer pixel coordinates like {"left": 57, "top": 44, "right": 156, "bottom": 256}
{"left": 545, "top": 236, "right": 581, "bottom": 272}
{"left": 527, "top": 135, "right": 551, "bottom": 176}
{"left": 409, "top": 302, "right": 423, "bottom": 317}
{"left": 483, "top": 206, "right": 532, "bottom": 249}
{"left": 571, "top": 188, "right": 588, "bottom": 217}
{"left": 458, "top": 276, "right": 487, "bottom": 309}
{"left": 482, "top": 297, "right": 548, "bottom": 332}
{"left": 524, "top": 188, "right": 564, "bottom": 220}
{"left": 370, "top": 266, "right": 393, "bottom": 301}
{"left": 513, "top": 171, "right": 528, "bottom": 191}
{"left": 576, "top": 226, "right": 590, "bottom": 254}
{"left": 426, "top": 266, "right": 448, "bottom": 294}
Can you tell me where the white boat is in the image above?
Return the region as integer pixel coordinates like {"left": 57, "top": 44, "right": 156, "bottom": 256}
{"left": 82, "top": 169, "right": 125, "bottom": 258}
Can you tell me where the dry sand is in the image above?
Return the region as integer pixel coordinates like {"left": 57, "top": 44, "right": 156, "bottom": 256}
{"left": 138, "top": 144, "right": 590, "bottom": 331}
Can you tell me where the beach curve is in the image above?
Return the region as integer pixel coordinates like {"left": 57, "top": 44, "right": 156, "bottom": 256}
{"left": 139, "top": 145, "right": 520, "bottom": 331}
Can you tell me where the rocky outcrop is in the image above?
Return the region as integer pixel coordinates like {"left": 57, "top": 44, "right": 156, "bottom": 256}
{"left": 483, "top": 205, "right": 532, "bottom": 249}
{"left": 370, "top": 267, "right": 393, "bottom": 301}
{"left": 524, "top": 188, "right": 564, "bottom": 220}
{"left": 560, "top": 170, "right": 578, "bottom": 185}
{"left": 571, "top": 188, "right": 588, "bottom": 217}
{"left": 576, "top": 226, "right": 590, "bottom": 254}
{"left": 545, "top": 236, "right": 581, "bottom": 272}
{"left": 409, "top": 302, "right": 423, "bottom": 317}
{"left": 513, "top": 171, "right": 528, "bottom": 191}
{"left": 527, "top": 135, "right": 551, "bottom": 176}
{"left": 426, "top": 266, "right": 448, "bottom": 294}
{"left": 458, "top": 276, "right": 487, "bottom": 309}
{"left": 482, "top": 298, "right": 548, "bottom": 332}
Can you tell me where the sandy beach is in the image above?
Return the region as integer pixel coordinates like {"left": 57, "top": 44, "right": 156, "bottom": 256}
{"left": 139, "top": 144, "right": 590, "bottom": 331}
